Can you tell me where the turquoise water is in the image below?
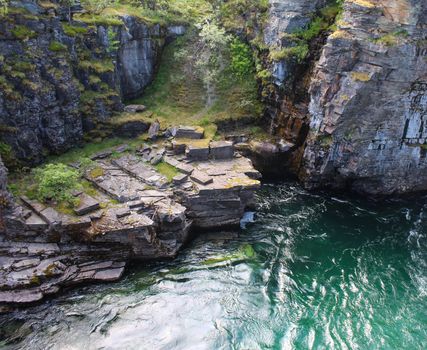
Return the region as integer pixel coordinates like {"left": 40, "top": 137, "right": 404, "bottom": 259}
{"left": 1, "top": 183, "right": 426, "bottom": 349}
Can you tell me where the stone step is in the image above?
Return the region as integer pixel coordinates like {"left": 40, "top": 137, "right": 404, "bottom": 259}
{"left": 209, "top": 141, "right": 234, "bottom": 160}
{"left": 173, "top": 126, "right": 204, "bottom": 139}
{"left": 186, "top": 144, "right": 210, "bottom": 161}
{"left": 190, "top": 171, "right": 214, "bottom": 185}
{"left": 74, "top": 194, "right": 100, "bottom": 216}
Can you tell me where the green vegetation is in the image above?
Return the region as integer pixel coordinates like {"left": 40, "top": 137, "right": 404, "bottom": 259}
{"left": 0, "top": 141, "right": 18, "bottom": 169}
{"left": 78, "top": 59, "right": 114, "bottom": 73}
{"left": 107, "top": 28, "right": 120, "bottom": 53}
{"left": 373, "top": 30, "right": 409, "bottom": 47}
{"left": 269, "top": 45, "right": 309, "bottom": 63}
{"left": 201, "top": 243, "right": 256, "bottom": 265}
{"left": 62, "top": 23, "right": 88, "bottom": 37}
{"left": 269, "top": 0, "right": 343, "bottom": 63}
{"left": 132, "top": 29, "right": 262, "bottom": 133}
{"left": 11, "top": 25, "right": 37, "bottom": 40}
{"left": 154, "top": 162, "right": 178, "bottom": 182}
{"left": 0, "top": 0, "right": 8, "bottom": 15}
{"left": 88, "top": 166, "right": 104, "bottom": 178}
{"left": 218, "top": 0, "right": 269, "bottom": 31}
{"left": 229, "top": 38, "right": 254, "bottom": 78}
{"left": 49, "top": 41, "right": 68, "bottom": 52}
{"left": 33, "top": 163, "right": 80, "bottom": 205}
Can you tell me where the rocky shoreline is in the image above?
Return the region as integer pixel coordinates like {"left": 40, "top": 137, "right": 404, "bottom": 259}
{"left": 0, "top": 125, "right": 261, "bottom": 307}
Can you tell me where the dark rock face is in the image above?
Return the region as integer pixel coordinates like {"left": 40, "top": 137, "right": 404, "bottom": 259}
{"left": 264, "top": 0, "right": 427, "bottom": 195}
{"left": 118, "top": 17, "right": 166, "bottom": 99}
{"left": 301, "top": 0, "right": 427, "bottom": 195}
{"left": 264, "top": 0, "right": 327, "bottom": 85}
{"left": 0, "top": 1, "right": 182, "bottom": 165}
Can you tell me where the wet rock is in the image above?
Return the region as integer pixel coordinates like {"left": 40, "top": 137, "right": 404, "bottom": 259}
{"left": 1, "top": 137, "right": 261, "bottom": 304}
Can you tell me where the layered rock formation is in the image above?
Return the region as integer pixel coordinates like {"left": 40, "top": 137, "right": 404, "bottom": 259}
{"left": 0, "top": 128, "right": 261, "bottom": 305}
{"left": 301, "top": 0, "right": 427, "bottom": 195}
{"left": 0, "top": 1, "right": 182, "bottom": 165}
{"left": 264, "top": 0, "right": 427, "bottom": 195}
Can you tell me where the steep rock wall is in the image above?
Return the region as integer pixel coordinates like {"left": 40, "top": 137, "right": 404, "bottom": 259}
{"left": 0, "top": 1, "right": 177, "bottom": 165}
{"left": 301, "top": 0, "right": 427, "bottom": 195}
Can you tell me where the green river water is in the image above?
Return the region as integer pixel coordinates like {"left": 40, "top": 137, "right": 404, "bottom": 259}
{"left": 1, "top": 182, "right": 426, "bottom": 349}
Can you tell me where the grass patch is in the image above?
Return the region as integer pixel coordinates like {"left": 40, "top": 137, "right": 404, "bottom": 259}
{"left": 62, "top": 23, "right": 88, "bottom": 37}
{"left": 49, "top": 41, "right": 67, "bottom": 52}
{"left": 11, "top": 25, "right": 37, "bottom": 40}
{"left": 154, "top": 162, "right": 178, "bottom": 182}
{"left": 373, "top": 30, "right": 409, "bottom": 47}
{"left": 78, "top": 59, "right": 114, "bottom": 73}
{"left": 132, "top": 31, "right": 262, "bottom": 132}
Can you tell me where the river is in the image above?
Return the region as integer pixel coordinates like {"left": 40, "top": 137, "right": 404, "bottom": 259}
{"left": 1, "top": 182, "right": 426, "bottom": 349}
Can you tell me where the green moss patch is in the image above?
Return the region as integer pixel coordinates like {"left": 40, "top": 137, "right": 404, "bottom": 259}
{"left": 11, "top": 25, "right": 37, "bottom": 40}
{"left": 154, "top": 162, "right": 178, "bottom": 182}
{"left": 49, "top": 41, "right": 67, "bottom": 52}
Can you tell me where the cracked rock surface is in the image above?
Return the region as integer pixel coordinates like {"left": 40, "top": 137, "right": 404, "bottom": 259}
{"left": 0, "top": 135, "right": 260, "bottom": 305}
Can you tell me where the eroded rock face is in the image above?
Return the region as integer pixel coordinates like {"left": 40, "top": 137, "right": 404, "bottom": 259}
{"left": 118, "top": 17, "right": 167, "bottom": 99}
{"left": 0, "top": 1, "right": 182, "bottom": 165}
{"left": 264, "top": 0, "right": 327, "bottom": 85}
{"left": 301, "top": 0, "right": 427, "bottom": 195}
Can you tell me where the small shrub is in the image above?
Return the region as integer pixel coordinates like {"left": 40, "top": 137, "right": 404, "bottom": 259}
{"left": 269, "top": 44, "right": 309, "bottom": 63}
{"left": 229, "top": 38, "right": 254, "bottom": 78}
{"left": 49, "top": 41, "right": 67, "bottom": 52}
{"left": 33, "top": 163, "right": 80, "bottom": 204}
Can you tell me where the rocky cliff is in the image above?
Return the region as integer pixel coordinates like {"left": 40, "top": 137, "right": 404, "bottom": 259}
{"left": 0, "top": 1, "right": 180, "bottom": 166}
{"left": 264, "top": 0, "right": 427, "bottom": 195}
{"left": 302, "top": 0, "right": 427, "bottom": 195}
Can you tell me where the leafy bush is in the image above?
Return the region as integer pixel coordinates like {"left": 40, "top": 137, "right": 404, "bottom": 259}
{"left": 230, "top": 38, "right": 254, "bottom": 78}
{"left": 33, "top": 163, "right": 80, "bottom": 204}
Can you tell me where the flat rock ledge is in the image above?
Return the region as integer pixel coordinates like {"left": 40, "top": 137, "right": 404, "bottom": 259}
{"left": 0, "top": 134, "right": 261, "bottom": 306}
